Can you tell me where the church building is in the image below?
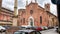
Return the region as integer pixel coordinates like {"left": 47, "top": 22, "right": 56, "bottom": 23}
{"left": 0, "top": 0, "right": 58, "bottom": 27}
{"left": 18, "top": 0, "right": 58, "bottom": 27}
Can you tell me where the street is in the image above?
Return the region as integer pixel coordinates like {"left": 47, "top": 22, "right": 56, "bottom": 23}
{"left": 40, "top": 28, "right": 58, "bottom": 34}
{"left": 0, "top": 28, "right": 58, "bottom": 34}
{"left": 0, "top": 32, "right": 6, "bottom": 34}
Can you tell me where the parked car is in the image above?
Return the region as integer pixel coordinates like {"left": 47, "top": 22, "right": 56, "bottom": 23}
{"left": 40, "top": 26, "right": 48, "bottom": 30}
{"left": 40, "top": 26, "right": 44, "bottom": 30}
{"left": 26, "top": 26, "right": 42, "bottom": 31}
{"left": 18, "top": 26, "right": 26, "bottom": 30}
{"left": 26, "top": 26, "right": 48, "bottom": 31}
{"left": 43, "top": 26, "right": 48, "bottom": 30}
{"left": 26, "top": 26, "right": 46, "bottom": 31}
{"left": 48, "top": 26, "right": 54, "bottom": 29}
{"left": 14, "top": 30, "right": 41, "bottom": 34}
{"left": 0, "top": 26, "right": 6, "bottom": 32}
{"left": 3, "top": 26, "right": 11, "bottom": 29}
{"left": 56, "top": 28, "right": 58, "bottom": 32}
{"left": 55, "top": 27, "right": 59, "bottom": 32}
{"left": 36, "top": 27, "right": 43, "bottom": 31}
{"left": 26, "top": 26, "right": 36, "bottom": 30}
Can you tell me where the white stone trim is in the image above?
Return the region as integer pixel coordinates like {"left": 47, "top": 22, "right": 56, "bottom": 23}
{"left": 21, "top": 25, "right": 28, "bottom": 27}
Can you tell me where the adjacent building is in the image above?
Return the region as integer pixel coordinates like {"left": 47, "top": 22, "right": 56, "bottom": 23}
{"left": 0, "top": 0, "right": 13, "bottom": 26}
{"left": 47, "top": 11, "right": 58, "bottom": 27}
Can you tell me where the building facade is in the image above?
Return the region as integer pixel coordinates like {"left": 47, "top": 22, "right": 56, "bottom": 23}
{"left": 0, "top": 0, "right": 58, "bottom": 27}
{"left": 47, "top": 11, "right": 58, "bottom": 27}
{"left": 0, "top": 0, "right": 13, "bottom": 26}
{"left": 18, "top": 1, "right": 58, "bottom": 27}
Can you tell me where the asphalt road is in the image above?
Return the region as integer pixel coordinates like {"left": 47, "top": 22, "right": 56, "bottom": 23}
{"left": 40, "top": 29, "right": 58, "bottom": 34}
{"left": 0, "top": 32, "right": 6, "bottom": 34}
{"left": 0, "top": 28, "right": 58, "bottom": 34}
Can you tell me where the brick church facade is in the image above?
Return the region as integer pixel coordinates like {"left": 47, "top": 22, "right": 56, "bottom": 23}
{"left": 18, "top": 1, "right": 58, "bottom": 27}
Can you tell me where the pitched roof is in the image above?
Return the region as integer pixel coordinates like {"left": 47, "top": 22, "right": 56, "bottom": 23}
{"left": 47, "top": 11, "right": 57, "bottom": 18}
{"left": 26, "top": 2, "right": 38, "bottom": 7}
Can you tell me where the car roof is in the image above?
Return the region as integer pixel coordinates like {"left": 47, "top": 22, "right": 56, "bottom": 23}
{"left": 17, "top": 30, "right": 35, "bottom": 33}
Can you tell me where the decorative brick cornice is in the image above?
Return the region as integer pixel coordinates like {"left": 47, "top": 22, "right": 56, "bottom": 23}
{"left": 0, "top": 20, "right": 12, "bottom": 22}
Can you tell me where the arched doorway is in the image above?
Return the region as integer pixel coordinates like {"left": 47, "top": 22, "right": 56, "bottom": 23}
{"left": 30, "top": 18, "right": 33, "bottom": 26}
{"left": 28, "top": 16, "right": 34, "bottom": 26}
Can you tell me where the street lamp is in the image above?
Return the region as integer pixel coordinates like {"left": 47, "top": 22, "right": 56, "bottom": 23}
{"left": 51, "top": 0, "right": 60, "bottom": 34}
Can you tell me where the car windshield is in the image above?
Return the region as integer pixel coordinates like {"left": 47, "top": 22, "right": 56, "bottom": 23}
{"left": 14, "top": 32, "right": 28, "bottom": 34}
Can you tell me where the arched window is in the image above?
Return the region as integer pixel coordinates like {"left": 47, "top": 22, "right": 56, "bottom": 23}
{"left": 20, "top": 19, "right": 22, "bottom": 23}
{"left": 23, "top": 18, "right": 25, "bottom": 23}
{"left": 52, "top": 18, "right": 54, "bottom": 22}
{"left": 52, "top": 18, "right": 54, "bottom": 26}
{"left": 40, "top": 16, "right": 42, "bottom": 24}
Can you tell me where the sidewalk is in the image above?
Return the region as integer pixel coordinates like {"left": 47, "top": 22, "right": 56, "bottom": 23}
{"left": 40, "top": 29, "right": 58, "bottom": 34}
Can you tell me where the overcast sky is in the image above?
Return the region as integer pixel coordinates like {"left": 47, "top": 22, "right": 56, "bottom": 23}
{"left": 2, "top": 0, "right": 57, "bottom": 16}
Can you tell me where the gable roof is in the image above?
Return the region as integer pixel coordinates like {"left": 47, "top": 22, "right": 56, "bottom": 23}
{"left": 26, "top": 2, "right": 38, "bottom": 7}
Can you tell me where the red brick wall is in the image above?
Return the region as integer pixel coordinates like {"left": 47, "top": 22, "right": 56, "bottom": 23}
{"left": 0, "top": 14, "right": 11, "bottom": 21}
{"left": 18, "top": 3, "right": 50, "bottom": 27}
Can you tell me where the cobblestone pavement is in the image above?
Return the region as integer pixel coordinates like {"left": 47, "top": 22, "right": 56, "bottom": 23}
{"left": 40, "top": 29, "right": 58, "bottom": 34}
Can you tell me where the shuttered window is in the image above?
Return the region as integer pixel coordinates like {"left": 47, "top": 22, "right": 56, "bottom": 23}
{"left": 30, "top": 10, "right": 33, "bottom": 14}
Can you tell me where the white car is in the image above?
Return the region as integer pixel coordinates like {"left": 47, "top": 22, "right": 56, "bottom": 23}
{"left": 0, "top": 26, "right": 6, "bottom": 30}
{"left": 0, "top": 26, "right": 6, "bottom": 32}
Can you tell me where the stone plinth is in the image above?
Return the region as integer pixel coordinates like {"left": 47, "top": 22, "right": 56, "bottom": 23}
{"left": 12, "top": 16, "right": 18, "bottom": 26}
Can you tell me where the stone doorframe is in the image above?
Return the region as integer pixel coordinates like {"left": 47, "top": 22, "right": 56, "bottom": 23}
{"left": 28, "top": 16, "right": 34, "bottom": 26}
